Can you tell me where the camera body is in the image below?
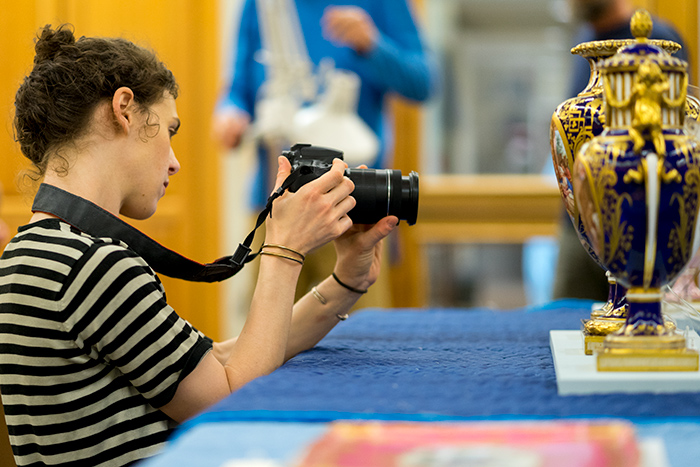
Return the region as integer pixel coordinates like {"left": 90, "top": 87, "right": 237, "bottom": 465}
{"left": 283, "top": 144, "right": 346, "bottom": 192}
{"left": 283, "top": 143, "right": 419, "bottom": 225}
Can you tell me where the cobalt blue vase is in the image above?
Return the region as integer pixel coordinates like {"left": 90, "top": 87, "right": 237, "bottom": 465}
{"left": 573, "top": 11, "right": 700, "bottom": 341}
{"left": 550, "top": 37, "right": 684, "bottom": 321}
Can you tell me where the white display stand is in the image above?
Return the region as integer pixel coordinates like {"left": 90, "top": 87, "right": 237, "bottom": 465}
{"left": 550, "top": 330, "right": 700, "bottom": 395}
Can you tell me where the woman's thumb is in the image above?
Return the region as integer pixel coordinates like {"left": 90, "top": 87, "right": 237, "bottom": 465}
{"left": 273, "top": 156, "right": 293, "bottom": 191}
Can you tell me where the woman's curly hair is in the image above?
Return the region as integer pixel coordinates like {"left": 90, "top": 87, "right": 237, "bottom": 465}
{"left": 14, "top": 24, "right": 179, "bottom": 178}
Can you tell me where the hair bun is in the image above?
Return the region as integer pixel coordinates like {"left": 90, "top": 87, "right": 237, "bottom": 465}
{"left": 34, "top": 24, "right": 76, "bottom": 64}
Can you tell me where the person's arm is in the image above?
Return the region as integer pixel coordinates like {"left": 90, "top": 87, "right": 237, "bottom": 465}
{"left": 210, "top": 217, "right": 397, "bottom": 365}
{"left": 217, "top": 0, "right": 259, "bottom": 114}
{"left": 322, "top": 1, "right": 437, "bottom": 102}
{"left": 284, "top": 217, "right": 397, "bottom": 359}
{"left": 213, "top": 0, "right": 258, "bottom": 148}
{"left": 161, "top": 157, "right": 357, "bottom": 422}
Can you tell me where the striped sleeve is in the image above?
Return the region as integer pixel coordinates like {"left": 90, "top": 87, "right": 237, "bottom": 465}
{"left": 59, "top": 240, "right": 211, "bottom": 408}
{"left": 0, "top": 221, "right": 215, "bottom": 466}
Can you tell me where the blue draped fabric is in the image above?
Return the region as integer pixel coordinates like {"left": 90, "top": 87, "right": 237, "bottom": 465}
{"left": 181, "top": 299, "right": 700, "bottom": 428}
{"left": 139, "top": 300, "right": 700, "bottom": 467}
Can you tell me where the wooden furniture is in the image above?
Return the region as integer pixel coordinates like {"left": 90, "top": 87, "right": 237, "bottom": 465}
{"left": 415, "top": 174, "right": 561, "bottom": 243}
{"left": 634, "top": 0, "right": 698, "bottom": 81}
{"left": 388, "top": 173, "right": 561, "bottom": 308}
{"left": 387, "top": 0, "right": 698, "bottom": 308}
{"left": 0, "top": 0, "right": 224, "bottom": 339}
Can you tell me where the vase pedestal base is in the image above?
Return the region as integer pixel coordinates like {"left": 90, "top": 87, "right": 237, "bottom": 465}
{"left": 550, "top": 330, "right": 700, "bottom": 395}
{"left": 582, "top": 318, "right": 626, "bottom": 355}
{"left": 582, "top": 317, "right": 677, "bottom": 355}
{"left": 597, "top": 335, "right": 699, "bottom": 372}
{"left": 583, "top": 334, "right": 605, "bottom": 355}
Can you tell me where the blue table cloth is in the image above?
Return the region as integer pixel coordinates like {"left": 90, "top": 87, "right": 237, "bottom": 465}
{"left": 182, "top": 299, "right": 700, "bottom": 425}
{"left": 141, "top": 300, "right": 700, "bottom": 466}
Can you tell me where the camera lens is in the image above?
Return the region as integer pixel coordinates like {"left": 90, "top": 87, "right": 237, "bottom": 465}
{"left": 344, "top": 169, "right": 419, "bottom": 225}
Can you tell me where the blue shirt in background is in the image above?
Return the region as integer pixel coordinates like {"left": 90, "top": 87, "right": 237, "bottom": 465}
{"left": 218, "top": 0, "right": 438, "bottom": 208}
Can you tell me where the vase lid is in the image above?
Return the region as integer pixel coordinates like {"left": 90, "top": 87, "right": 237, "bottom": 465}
{"left": 571, "top": 38, "right": 680, "bottom": 59}
{"left": 597, "top": 10, "right": 690, "bottom": 136}
{"left": 600, "top": 10, "right": 686, "bottom": 73}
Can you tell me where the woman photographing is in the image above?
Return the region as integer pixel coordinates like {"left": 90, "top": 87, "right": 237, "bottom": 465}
{"left": 0, "top": 24, "right": 396, "bottom": 466}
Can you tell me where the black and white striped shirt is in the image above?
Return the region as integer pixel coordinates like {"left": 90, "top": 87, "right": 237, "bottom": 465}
{"left": 0, "top": 219, "right": 212, "bottom": 466}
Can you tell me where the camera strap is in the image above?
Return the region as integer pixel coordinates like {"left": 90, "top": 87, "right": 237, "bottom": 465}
{"left": 31, "top": 176, "right": 303, "bottom": 282}
{"left": 225, "top": 169, "right": 303, "bottom": 272}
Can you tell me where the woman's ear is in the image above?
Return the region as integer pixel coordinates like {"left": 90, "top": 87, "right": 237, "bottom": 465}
{"left": 112, "top": 87, "right": 136, "bottom": 133}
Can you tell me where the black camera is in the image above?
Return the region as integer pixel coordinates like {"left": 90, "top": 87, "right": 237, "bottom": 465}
{"left": 282, "top": 143, "right": 419, "bottom": 225}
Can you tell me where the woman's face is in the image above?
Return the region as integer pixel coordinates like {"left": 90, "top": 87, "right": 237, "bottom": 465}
{"left": 121, "top": 93, "right": 181, "bottom": 219}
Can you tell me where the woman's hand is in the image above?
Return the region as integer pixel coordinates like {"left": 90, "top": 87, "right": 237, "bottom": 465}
{"left": 333, "top": 216, "right": 399, "bottom": 293}
{"left": 265, "top": 156, "right": 356, "bottom": 255}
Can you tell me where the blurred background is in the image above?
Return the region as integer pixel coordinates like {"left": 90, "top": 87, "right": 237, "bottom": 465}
{"left": 0, "top": 0, "right": 696, "bottom": 344}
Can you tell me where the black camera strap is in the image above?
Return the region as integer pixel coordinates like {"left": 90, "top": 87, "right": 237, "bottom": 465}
{"left": 31, "top": 176, "right": 303, "bottom": 282}
{"left": 228, "top": 170, "right": 303, "bottom": 270}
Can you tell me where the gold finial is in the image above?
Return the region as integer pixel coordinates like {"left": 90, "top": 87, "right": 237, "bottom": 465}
{"left": 631, "top": 9, "right": 653, "bottom": 41}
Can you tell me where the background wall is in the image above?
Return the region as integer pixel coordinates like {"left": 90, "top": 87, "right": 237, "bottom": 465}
{"left": 0, "top": 0, "right": 696, "bottom": 343}
{"left": 634, "top": 0, "right": 698, "bottom": 81}
{"left": 1, "top": 0, "right": 695, "bottom": 331}
{"left": 0, "top": 0, "right": 224, "bottom": 340}
{"left": 407, "top": 0, "right": 700, "bottom": 309}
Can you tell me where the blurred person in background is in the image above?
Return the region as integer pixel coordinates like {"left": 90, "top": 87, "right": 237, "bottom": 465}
{"left": 213, "top": 0, "right": 437, "bottom": 302}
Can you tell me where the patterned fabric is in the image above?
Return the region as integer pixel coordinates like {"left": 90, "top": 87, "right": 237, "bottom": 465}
{"left": 0, "top": 219, "right": 212, "bottom": 467}
{"left": 182, "top": 302, "right": 700, "bottom": 425}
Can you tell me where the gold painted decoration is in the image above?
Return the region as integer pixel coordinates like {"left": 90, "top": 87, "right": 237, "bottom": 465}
{"left": 572, "top": 10, "right": 700, "bottom": 370}
{"left": 549, "top": 25, "right": 687, "bottom": 328}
